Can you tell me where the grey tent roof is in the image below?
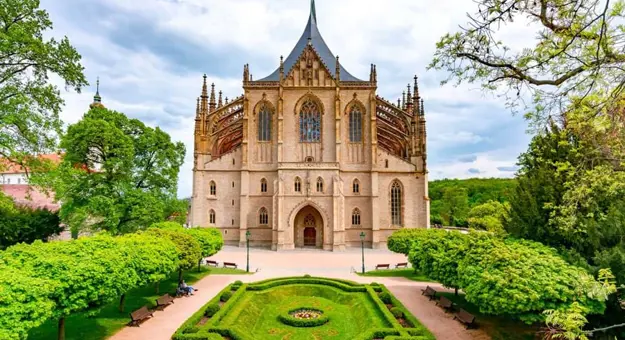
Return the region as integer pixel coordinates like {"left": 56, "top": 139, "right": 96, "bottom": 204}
{"left": 257, "top": 0, "right": 363, "bottom": 82}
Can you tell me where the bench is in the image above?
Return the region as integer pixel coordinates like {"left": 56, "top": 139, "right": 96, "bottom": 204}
{"left": 175, "top": 287, "right": 191, "bottom": 297}
{"left": 421, "top": 286, "right": 437, "bottom": 300}
{"left": 155, "top": 294, "right": 174, "bottom": 310}
{"left": 375, "top": 264, "right": 390, "bottom": 270}
{"left": 436, "top": 296, "right": 453, "bottom": 312}
{"left": 129, "top": 306, "right": 153, "bottom": 326}
{"left": 453, "top": 308, "right": 476, "bottom": 329}
{"left": 206, "top": 260, "right": 219, "bottom": 267}
{"left": 223, "top": 262, "right": 238, "bottom": 269}
{"left": 395, "top": 262, "right": 408, "bottom": 268}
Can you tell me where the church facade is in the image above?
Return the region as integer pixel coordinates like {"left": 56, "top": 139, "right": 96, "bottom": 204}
{"left": 190, "top": 1, "right": 429, "bottom": 250}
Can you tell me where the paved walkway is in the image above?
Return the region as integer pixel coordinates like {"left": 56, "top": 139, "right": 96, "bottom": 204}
{"left": 109, "top": 246, "right": 490, "bottom": 340}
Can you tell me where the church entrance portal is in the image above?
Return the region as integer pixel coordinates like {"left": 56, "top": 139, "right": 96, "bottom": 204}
{"left": 293, "top": 205, "right": 323, "bottom": 248}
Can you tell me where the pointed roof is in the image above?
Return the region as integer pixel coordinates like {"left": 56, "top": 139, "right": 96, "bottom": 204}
{"left": 90, "top": 77, "right": 105, "bottom": 109}
{"left": 258, "top": 0, "right": 363, "bottom": 82}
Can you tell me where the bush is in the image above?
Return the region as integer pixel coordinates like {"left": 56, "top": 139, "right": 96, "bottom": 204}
{"left": 234, "top": 280, "right": 243, "bottom": 285}
{"left": 220, "top": 291, "right": 233, "bottom": 302}
{"left": 277, "top": 308, "right": 329, "bottom": 327}
{"left": 303, "top": 274, "right": 311, "bottom": 277}
{"left": 379, "top": 291, "right": 392, "bottom": 304}
{"left": 204, "top": 303, "right": 220, "bottom": 317}
{"left": 182, "top": 326, "right": 200, "bottom": 334}
{"left": 390, "top": 307, "right": 404, "bottom": 318}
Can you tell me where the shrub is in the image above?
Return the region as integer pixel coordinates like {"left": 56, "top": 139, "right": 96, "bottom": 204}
{"left": 204, "top": 303, "right": 220, "bottom": 317}
{"left": 370, "top": 282, "right": 379, "bottom": 286}
{"left": 278, "top": 308, "right": 329, "bottom": 327}
{"left": 182, "top": 326, "right": 200, "bottom": 334}
{"left": 234, "top": 280, "right": 243, "bottom": 285}
{"left": 220, "top": 291, "right": 233, "bottom": 302}
{"left": 379, "top": 291, "right": 392, "bottom": 304}
{"left": 303, "top": 274, "right": 311, "bottom": 277}
{"left": 390, "top": 307, "right": 404, "bottom": 318}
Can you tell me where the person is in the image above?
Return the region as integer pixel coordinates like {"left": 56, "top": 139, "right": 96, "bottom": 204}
{"left": 179, "top": 280, "right": 198, "bottom": 295}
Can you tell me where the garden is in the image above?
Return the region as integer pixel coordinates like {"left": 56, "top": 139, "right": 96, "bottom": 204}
{"left": 173, "top": 276, "right": 435, "bottom": 340}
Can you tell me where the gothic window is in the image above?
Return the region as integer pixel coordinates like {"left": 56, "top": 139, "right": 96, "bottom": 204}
{"left": 295, "top": 177, "right": 302, "bottom": 192}
{"left": 210, "top": 181, "right": 216, "bottom": 195}
{"left": 209, "top": 209, "right": 216, "bottom": 224}
{"left": 259, "top": 207, "right": 269, "bottom": 225}
{"left": 353, "top": 179, "right": 360, "bottom": 194}
{"left": 304, "top": 214, "right": 315, "bottom": 227}
{"left": 391, "top": 181, "right": 402, "bottom": 225}
{"left": 261, "top": 178, "right": 267, "bottom": 193}
{"left": 316, "top": 177, "right": 324, "bottom": 192}
{"left": 257, "top": 103, "right": 272, "bottom": 141}
{"left": 352, "top": 208, "right": 361, "bottom": 226}
{"left": 349, "top": 106, "right": 363, "bottom": 142}
{"left": 299, "top": 99, "right": 321, "bottom": 142}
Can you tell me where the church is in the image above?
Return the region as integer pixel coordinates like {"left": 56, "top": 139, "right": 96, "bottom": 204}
{"left": 189, "top": 1, "right": 429, "bottom": 250}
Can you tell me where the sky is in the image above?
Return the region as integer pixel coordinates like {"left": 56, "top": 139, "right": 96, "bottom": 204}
{"left": 43, "top": 0, "right": 533, "bottom": 198}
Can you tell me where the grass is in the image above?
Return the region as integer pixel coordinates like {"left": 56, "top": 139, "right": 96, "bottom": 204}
{"left": 206, "top": 266, "right": 253, "bottom": 275}
{"left": 356, "top": 268, "right": 435, "bottom": 282}
{"left": 439, "top": 292, "right": 540, "bottom": 340}
{"left": 28, "top": 266, "right": 250, "bottom": 340}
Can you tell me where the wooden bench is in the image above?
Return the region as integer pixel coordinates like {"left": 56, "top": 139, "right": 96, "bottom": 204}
{"left": 155, "top": 294, "right": 174, "bottom": 310}
{"left": 223, "top": 262, "right": 238, "bottom": 269}
{"left": 206, "top": 260, "right": 219, "bottom": 267}
{"left": 129, "top": 306, "right": 153, "bottom": 326}
{"left": 375, "top": 264, "right": 390, "bottom": 270}
{"left": 436, "top": 296, "right": 453, "bottom": 312}
{"left": 421, "top": 286, "right": 437, "bottom": 300}
{"left": 453, "top": 308, "right": 476, "bottom": 329}
{"left": 395, "top": 262, "right": 408, "bottom": 268}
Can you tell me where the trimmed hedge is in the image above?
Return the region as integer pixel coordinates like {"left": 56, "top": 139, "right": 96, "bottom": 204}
{"left": 390, "top": 307, "right": 404, "bottom": 318}
{"left": 220, "top": 291, "right": 232, "bottom": 302}
{"left": 204, "top": 304, "right": 220, "bottom": 317}
{"left": 379, "top": 291, "right": 392, "bottom": 304}
{"left": 246, "top": 277, "right": 366, "bottom": 292}
{"left": 277, "top": 307, "right": 329, "bottom": 327}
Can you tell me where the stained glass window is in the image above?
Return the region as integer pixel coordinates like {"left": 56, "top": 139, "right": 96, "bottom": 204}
{"left": 391, "top": 181, "right": 402, "bottom": 225}
{"left": 349, "top": 106, "right": 363, "bottom": 142}
{"left": 258, "top": 104, "right": 272, "bottom": 141}
{"left": 299, "top": 99, "right": 321, "bottom": 142}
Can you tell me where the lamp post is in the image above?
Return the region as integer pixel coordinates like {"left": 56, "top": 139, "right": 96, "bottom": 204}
{"left": 246, "top": 230, "right": 251, "bottom": 273}
{"left": 360, "top": 232, "right": 366, "bottom": 274}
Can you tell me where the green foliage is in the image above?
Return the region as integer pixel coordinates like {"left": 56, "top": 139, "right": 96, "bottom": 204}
{"left": 116, "top": 232, "right": 179, "bottom": 285}
{"left": 150, "top": 221, "right": 184, "bottom": 230}
{"left": 378, "top": 292, "right": 392, "bottom": 304}
{"left": 0, "top": 0, "right": 87, "bottom": 167}
{"left": 390, "top": 307, "right": 404, "bottom": 319}
{"left": 467, "top": 200, "right": 509, "bottom": 233}
{"left": 0, "top": 200, "right": 61, "bottom": 249}
{"left": 277, "top": 308, "right": 330, "bottom": 327}
{"left": 185, "top": 227, "right": 223, "bottom": 258}
{"left": 220, "top": 291, "right": 233, "bottom": 302}
{"left": 45, "top": 107, "right": 185, "bottom": 235}
{"left": 204, "top": 304, "right": 220, "bottom": 318}
{"left": 387, "top": 228, "right": 425, "bottom": 255}
{"left": 146, "top": 228, "right": 201, "bottom": 271}
{"left": 429, "top": 178, "right": 516, "bottom": 226}
{"left": 394, "top": 229, "right": 611, "bottom": 323}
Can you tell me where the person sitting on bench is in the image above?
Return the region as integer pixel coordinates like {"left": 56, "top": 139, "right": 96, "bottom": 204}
{"left": 179, "top": 280, "right": 198, "bottom": 295}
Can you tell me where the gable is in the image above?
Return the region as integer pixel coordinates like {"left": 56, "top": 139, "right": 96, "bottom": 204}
{"left": 283, "top": 46, "right": 336, "bottom": 87}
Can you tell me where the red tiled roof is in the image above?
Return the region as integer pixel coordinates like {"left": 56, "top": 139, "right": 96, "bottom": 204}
{"left": 1, "top": 185, "right": 59, "bottom": 211}
{"left": 0, "top": 153, "right": 62, "bottom": 174}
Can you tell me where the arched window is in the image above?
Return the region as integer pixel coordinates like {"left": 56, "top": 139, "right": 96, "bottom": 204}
{"left": 349, "top": 106, "right": 363, "bottom": 142}
{"left": 391, "top": 181, "right": 402, "bottom": 225}
{"left": 353, "top": 179, "right": 360, "bottom": 194}
{"left": 261, "top": 178, "right": 267, "bottom": 193}
{"left": 210, "top": 181, "right": 216, "bottom": 195}
{"left": 352, "top": 208, "right": 361, "bottom": 226}
{"left": 295, "top": 177, "right": 302, "bottom": 192}
{"left": 316, "top": 177, "right": 323, "bottom": 192}
{"left": 209, "top": 209, "right": 216, "bottom": 224}
{"left": 259, "top": 207, "right": 269, "bottom": 225}
{"left": 258, "top": 103, "right": 272, "bottom": 141}
{"left": 299, "top": 99, "right": 321, "bottom": 142}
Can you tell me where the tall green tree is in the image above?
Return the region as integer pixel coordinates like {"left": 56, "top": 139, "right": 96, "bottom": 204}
{"left": 0, "top": 204, "right": 61, "bottom": 249}
{"left": 0, "top": 0, "right": 87, "bottom": 170}
{"left": 439, "top": 187, "right": 469, "bottom": 226}
{"left": 47, "top": 107, "right": 185, "bottom": 234}
{"left": 467, "top": 200, "right": 509, "bottom": 233}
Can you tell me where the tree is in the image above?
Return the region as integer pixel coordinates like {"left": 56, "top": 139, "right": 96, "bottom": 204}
{"left": 164, "top": 198, "right": 189, "bottom": 225}
{"left": 145, "top": 228, "right": 201, "bottom": 282}
{"left": 185, "top": 227, "right": 224, "bottom": 271}
{"left": 439, "top": 187, "right": 469, "bottom": 226}
{"left": 467, "top": 200, "right": 509, "bottom": 233}
{"left": 46, "top": 107, "right": 185, "bottom": 234}
{"left": 0, "top": 0, "right": 87, "bottom": 171}
{"left": 0, "top": 203, "right": 61, "bottom": 249}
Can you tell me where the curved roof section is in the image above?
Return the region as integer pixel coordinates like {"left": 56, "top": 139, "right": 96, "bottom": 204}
{"left": 257, "top": 0, "right": 363, "bottom": 82}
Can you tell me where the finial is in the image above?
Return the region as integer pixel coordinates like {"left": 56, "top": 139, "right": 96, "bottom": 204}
{"left": 370, "top": 64, "right": 374, "bottom": 82}
{"left": 335, "top": 55, "right": 340, "bottom": 81}
{"left": 196, "top": 97, "right": 200, "bottom": 118}
{"left": 373, "top": 65, "right": 377, "bottom": 82}
{"left": 90, "top": 76, "right": 104, "bottom": 108}
{"left": 420, "top": 98, "right": 425, "bottom": 116}
{"left": 201, "top": 74, "right": 208, "bottom": 97}
{"left": 413, "top": 75, "right": 420, "bottom": 100}
{"left": 279, "top": 56, "right": 284, "bottom": 81}
{"left": 96, "top": 77, "right": 100, "bottom": 95}
{"left": 310, "top": 0, "right": 317, "bottom": 23}
{"left": 250, "top": 74, "right": 253, "bottom": 81}
{"left": 407, "top": 84, "right": 412, "bottom": 104}
{"left": 218, "top": 91, "right": 223, "bottom": 108}
{"left": 209, "top": 83, "right": 216, "bottom": 112}
{"left": 243, "top": 64, "right": 249, "bottom": 83}
{"left": 225, "top": 97, "right": 229, "bottom": 105}
{"left": 397, "top": 98, "right": 401, "bottom": 107}
{"left": 401, "top": 91, "right": 406, "bottom": 109}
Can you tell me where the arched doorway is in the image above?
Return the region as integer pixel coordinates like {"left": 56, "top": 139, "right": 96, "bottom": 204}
{"left": 293, "top": 205, "right": 323, "bottom": 248}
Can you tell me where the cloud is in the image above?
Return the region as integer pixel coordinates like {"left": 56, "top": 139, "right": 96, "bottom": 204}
{"left": 468, "top": 168, "right": 481, "bottom": 174}
{"left": 497, "top": 166, "right": 520, "bottom": 172}
{"left": 43, "top": 0, "right": 533, "bottom": 197}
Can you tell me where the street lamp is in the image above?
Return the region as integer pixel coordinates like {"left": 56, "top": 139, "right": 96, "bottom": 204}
{"left": 245, "top": 230, "right": 251, "bottom": 273}
{"left": 360, "top": 232, "right": 366, "bottom": 274}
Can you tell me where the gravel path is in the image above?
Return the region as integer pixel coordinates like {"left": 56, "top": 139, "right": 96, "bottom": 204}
{"left": 108, "top": 246, "right": 490, "bottom": 340}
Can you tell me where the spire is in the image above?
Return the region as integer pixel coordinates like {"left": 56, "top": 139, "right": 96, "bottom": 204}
{"left": 195, "top": 97, "right": 200, "bottom": 119}
{"left": 200, "top": 74, "right": 208, "bottom": 115}
{"left": 90, "top": 77, "right": 105, "bottom": 109}
{"left": 218, "top": 90, "right": 223, "bottom": 108}
{"left": 310, "top": 0, "right": 317, "bottom": 23}
{"left": 335, "top": 55, "right": 340, "bottom": 81}
{"left": 406, "top": 84, "right": 412, "bottom": 105}
{"left": 413, "top": 75, "right": 420, "bottom": 100}
{"left": 420, "top": 98, "right": 425, "bottom": 116}
{"left": 209, "top": 83, "right": 216, "bottom": 112}
{"left": 401, "top": 91, "right": 406, "bottom": 109}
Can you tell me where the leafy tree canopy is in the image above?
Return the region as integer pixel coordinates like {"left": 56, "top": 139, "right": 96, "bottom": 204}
{"left": 0, "top": 0, "right": 87, "bottom": 170}
{"left": 146, "top": 228, "right": 201, "bottom": 271}
{"left": 42, "top": 107, "right": 185, "bottom": 235}
{"left": 0, "top": 199, "right": 61, "bottom": 250}
{"left": 467, "top": 200, "right": 509, "bottom": 233}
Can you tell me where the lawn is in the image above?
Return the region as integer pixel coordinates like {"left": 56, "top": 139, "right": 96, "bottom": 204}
{"left": 28, "top": 266, "right": 250, "bottom": 340}
{"left": 357, "top": 268, "right": 434, "bottom": 282}
{"left": 439, "top": 292, "right": 540, "bottom": 340}
{"left": 173, "top": 276, "right": 435, "bottom": 340}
